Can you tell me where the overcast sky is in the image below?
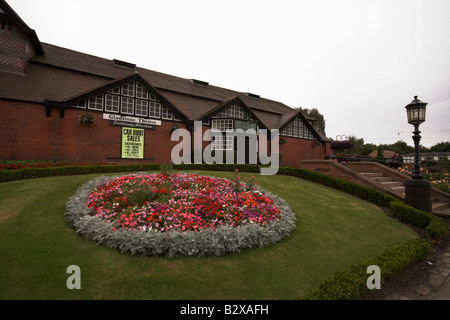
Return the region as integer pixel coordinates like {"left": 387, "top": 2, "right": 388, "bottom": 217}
{"left": 8, "top": 0, "right": 450, "bottom": 147}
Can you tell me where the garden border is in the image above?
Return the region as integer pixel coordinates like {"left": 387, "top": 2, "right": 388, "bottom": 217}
{"left": 64, "top": 172, "right": 297, "bottom": 258}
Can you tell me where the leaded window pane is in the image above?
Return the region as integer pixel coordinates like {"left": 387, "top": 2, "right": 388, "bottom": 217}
{"left": 73, "top": 101, "right": 86, "bottom": 109}
{"left": 121, "top": 82, "right": 135, "bottom": 97}
{"left": 105, "top": 94, "right": 120, "bottom": 113}
{"left": 108, "top": 87, "right": 120, "bottom": 94}
{"left": 149, "top": 101, "right": 161, "bottom": 118}
{"left": 162, "top": 105, "right": 173, "bottom": 120}
{"left": 212, "top": 119, "right": 233, "bottom": 132}
{"left": 135, "top": 99, "right": 148, "bottom": 117}
{"left": 88, "top": 95, "right": 103, "bottom": 111}
{"left": 136, "top": 82, "right": 149, "bottom": 99}
{"left": 121, "top": 97, "right": 134, "bottom": 114}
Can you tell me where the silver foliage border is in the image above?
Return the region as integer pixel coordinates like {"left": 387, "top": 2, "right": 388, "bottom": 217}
{"left": 64, "top": 173, "right": 297, "bottom": 257}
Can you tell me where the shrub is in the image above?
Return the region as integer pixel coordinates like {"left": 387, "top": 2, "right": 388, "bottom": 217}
{"left": 302, "top": 238, "right": 431, "bottom": 300}
{"left": 277, "top": 167, "right": 397, "bottom": 207}
{"left": 390, "top": 200, "right": 447, "bottom": 240}
{"left": 389, "top": 201, "right": 431, "bottom": 228}
{"left": 426, "top": 216, "right": 449, "bottom": 240}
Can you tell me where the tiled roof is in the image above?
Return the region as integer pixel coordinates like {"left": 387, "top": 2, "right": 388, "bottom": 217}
{"left": 0, "top": 41, "right": 325, "bottom": 138}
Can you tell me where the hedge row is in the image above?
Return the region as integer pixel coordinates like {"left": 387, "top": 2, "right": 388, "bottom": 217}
{"left": 277, "top": 167, "right": 398, "bottom": 207}
{"left": 0, "top": 163, "right": 261, "bottom": 182}
{"left": 390, "top": 201, "right": 448, "bottom": 240}
{"left": 302, "top": 238, "right": 432, "bottom": 300}
{"left": 277, "top": 167, "right": 447, "bottom": 241}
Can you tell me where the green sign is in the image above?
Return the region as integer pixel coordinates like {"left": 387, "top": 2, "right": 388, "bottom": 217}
{"left": 121, "top": 127, "right": 144, "bottom": 159}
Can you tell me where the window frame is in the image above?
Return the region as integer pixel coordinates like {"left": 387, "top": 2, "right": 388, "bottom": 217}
{"left": 105, "top": 93, "right": 120, "bottom": 113}
{"left": 120, "top": 96, "right": 134, "bottom": 115}
{"left": 87, "top": 95, "right": 104, "bottom": 111}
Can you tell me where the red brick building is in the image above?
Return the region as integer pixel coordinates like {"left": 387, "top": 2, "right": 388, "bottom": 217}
{"left": 0, "top": 0, "right": 330, "bottom": 166}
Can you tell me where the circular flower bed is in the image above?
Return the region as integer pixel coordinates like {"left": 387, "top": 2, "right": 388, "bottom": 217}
{"left": 65, "top": 172, "right": 296, "bottom": 257}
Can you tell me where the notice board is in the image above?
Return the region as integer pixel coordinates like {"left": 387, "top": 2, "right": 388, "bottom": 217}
{"left": 121, "top": 127, "right": 144, "bottom": 159}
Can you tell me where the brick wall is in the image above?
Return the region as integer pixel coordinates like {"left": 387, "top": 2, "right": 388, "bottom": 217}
{"left": 0, "top": 100, "right": 187, "bottom": 163}
{"left": 0, "top": 99, "right": 330, "bottom": 164}
{"left": 279, "top": 136, "right": 329, "bottom": 166}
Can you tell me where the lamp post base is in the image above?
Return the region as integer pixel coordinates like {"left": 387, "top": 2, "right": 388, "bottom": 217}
{"left": 404, "top": 179, "right": 432, "bottom": 213}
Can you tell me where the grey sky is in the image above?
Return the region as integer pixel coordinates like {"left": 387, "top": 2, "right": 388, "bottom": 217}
{"left": 8, "top": 0, "right": 450, "bottom": 147}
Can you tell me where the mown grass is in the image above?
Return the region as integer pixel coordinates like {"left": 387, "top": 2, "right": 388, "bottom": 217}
{"left": 0, "top": 170, "right": 418, "bottom": 300}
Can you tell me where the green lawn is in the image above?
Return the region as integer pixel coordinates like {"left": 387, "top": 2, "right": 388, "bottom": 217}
{"left": 0, "top": 170, "right": 418, "bottom": 300}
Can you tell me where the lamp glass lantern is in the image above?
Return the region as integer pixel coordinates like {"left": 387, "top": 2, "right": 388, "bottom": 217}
{"left": 405, "top": 96, "right": 427, "bottom": 126}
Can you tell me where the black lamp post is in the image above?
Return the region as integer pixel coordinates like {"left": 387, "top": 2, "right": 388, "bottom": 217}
{"left": 404, "top": 96, "right": 432, "bottom": 212}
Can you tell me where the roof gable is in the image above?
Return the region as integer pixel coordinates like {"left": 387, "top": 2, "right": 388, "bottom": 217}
{"left": 200, "top": 96, "right": 267, "bottom": 129}
{"left": 0, "top": 0, "right": 44, "bottom": 55}
{"left": 46, "top": 72, "right": 189, "bottom": 121}
{"left": 279, "top": 111, "right": 324, "bottom": 141}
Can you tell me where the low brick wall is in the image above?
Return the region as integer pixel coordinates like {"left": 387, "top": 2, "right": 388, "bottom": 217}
{"left": 298, "top": 160, "right": 391, "bottom": 193}
{"left": 299, "top": 160, "right": 450, "bottom": 203}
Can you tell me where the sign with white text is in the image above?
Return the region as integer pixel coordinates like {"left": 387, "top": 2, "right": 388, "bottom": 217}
{"left": 103, "top": 113, "right": 161, "bottom": 126}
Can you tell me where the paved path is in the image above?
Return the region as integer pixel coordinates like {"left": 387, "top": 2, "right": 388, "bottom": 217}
{"left": 364, "top": 222, "right": 450, "bottom": 300}
{"left": 385, "top": 245, "right": 450, "bottom": 300}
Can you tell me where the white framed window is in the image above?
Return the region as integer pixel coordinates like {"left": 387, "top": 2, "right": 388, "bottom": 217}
{"left": 211, "top": 119, "right": 234, "bottom": 150}
{"left": 213, "top": 108, "right": 227, "bottom": 118}
{"left": 108, "top": 87, "right": 120, "bottom": 94}
{"left": 212, "top": 119, "right": 233, "bottom": 132}
{"left": 105, "top": 94, "right": 120, "bottom": 113}
{"left": 173, "top": 113, "right": 182, "bottom": 121}
{"left": 235, "top": 104, "right": 244, "bottom": 119}
{"left": 161, "top": 105, "right": 173, "bottom": 120}
{"left": 136, "top": 82, "right": 149, "bottom": 100}
{"left": 286, "top": 124, "right": 293, "bottom": 136}
{"left": 211, "top": 135, "right": 233, "bottom": 150}
{"left": 73, "top": 101, "right": 86, "bottom": 109}
{"left": 293, "top": 124, "right": 299, "bottom": 137}
{"left": 149, "top": 93, "right": 158, "bottom": 101}
{"left": 121, "top": 82, "right": 135, "bottom": 97}
{"left": 149, "top": 101, "right": 161, "bottom": 118}
{"left": 227, "top": 104, "right": 235, "bottom": 118}
{"left": 135, "top": 99, "right": 148, "bottom": 117}
{"left": 121, "top": 97, "right": 134, "bottom": 114}
{"left": 303, "top": 127, "right": 309, "bottom": 139}
{"left": 88, "top": 95, "right": 103, "bottom": 111}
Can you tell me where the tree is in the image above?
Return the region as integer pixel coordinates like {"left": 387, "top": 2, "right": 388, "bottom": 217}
{"left": 377, "top": 145, "right": 384, "bottom": 159}
{"left": 384, "top": 140, "right": 414, "bottom": 155}
{"left": 348, "top": 135, "right": 364, "bottom": 155}
{"left": 362, "top": 143, "right": 377, "bottom": 156}
{"left": 430, "top": 142, "right": 450, "bottom": 152}
{"left": 295, "top": 107, "right": 326, "bottom": 136}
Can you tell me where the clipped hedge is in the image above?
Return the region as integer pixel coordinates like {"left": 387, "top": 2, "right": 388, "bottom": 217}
{"left": 302, "top": 238, "right": 432, "bottom": 300}
{"left": 0, "top": 163, "right": 260, "bottom": 182}
{"left": 277, "top": 166, "right": 398, "bottom": 207}
{"left": 277, "top": 167, "right": 447, "bottom": 241}
{"left": 0, "top": 164, "right": 157, "bottom": 182}
{"left": 390, "top": 200, "right": 448, "bottom": 240}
